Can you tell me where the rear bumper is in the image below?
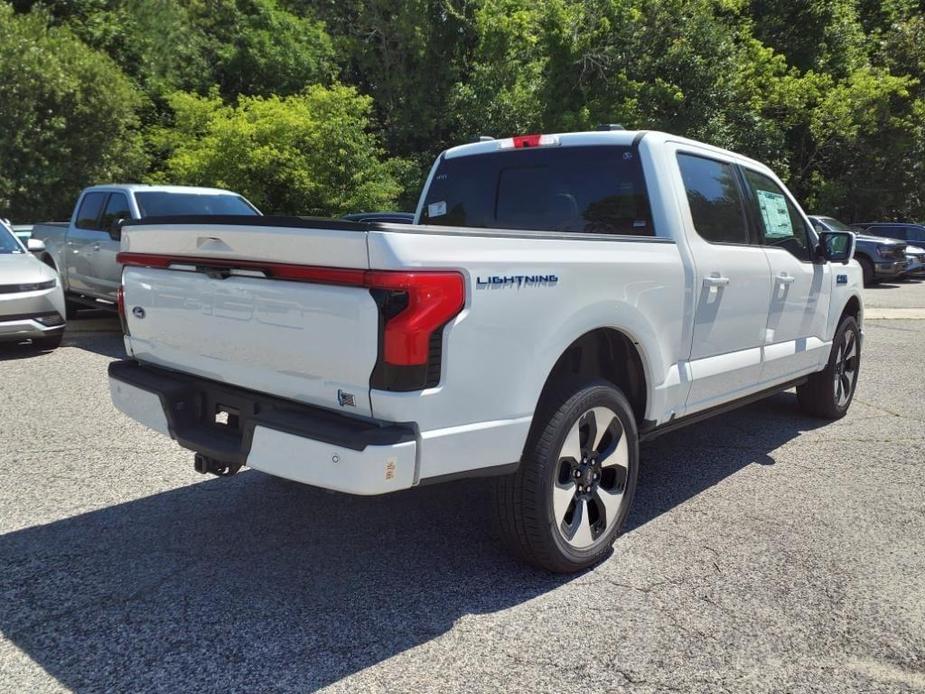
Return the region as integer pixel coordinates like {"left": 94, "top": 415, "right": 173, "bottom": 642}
{"left": 108, "top": 360, "right": 417, "bottom": 495}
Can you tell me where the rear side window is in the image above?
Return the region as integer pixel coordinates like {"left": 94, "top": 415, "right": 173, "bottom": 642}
{"left": 420, "top": 146, "right": 654, "bottom": 236}
{"left": 677, "top": 153, "right": 749, "bottom": 244}
{"left": 75, "top": 192, "right": 107, "bottom": 230}
{"left": 741, "top": 168, "right": 813, "bottom": 262}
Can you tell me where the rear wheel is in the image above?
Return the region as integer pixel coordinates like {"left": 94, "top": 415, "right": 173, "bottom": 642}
{"left": 856, "top": 256, "right": 874, "bottom": 287}
{"left": 494, "top": 381, "right": 639, "bottom": 573}
{"left": 797, "top": 315, "right": 860, "bottom": 419}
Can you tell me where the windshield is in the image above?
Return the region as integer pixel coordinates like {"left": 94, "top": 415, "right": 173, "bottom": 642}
{"left": 818, "top": 216, "right": 853, "bottom": 232}
{"left": 420, "top": 145, "right": 654, "bottom": 236}
{"left": 135, "top": 192, "right": 259, "bottom": 217}
{"left": 0, "top": 222, "right": 23, "bottom": 254}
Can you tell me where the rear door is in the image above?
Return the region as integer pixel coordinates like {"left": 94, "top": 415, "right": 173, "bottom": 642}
{"left": 66, "top": 191, "right": 108, "bottom": 295}
{"left": 673, "top": 148, "right": 774, "bottom": 412}
{"left": 92, "top": 191, "right": 134, "bottom": 300}
{"left": 739, "top": 167, "right": 830, "bottom": 381}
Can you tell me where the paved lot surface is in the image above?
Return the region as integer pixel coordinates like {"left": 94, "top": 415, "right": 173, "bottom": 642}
{"left": 1, "top": 284, "right": 924, "bottom": 694}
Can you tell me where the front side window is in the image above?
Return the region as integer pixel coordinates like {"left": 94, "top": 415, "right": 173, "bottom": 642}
{"left": 420, "top": 146, "right": 654, "bottom": 236}
{"left": 75, "top": 192, "right": 107, "bottom": 230}
{"left": 677, "top": 153, "right": 749, "bottom": 244}
{"left": 100, "top": 193, "right": 131, "bottom": 231}
{"left": 742, "top": 169, "right": 812, "bottom": 262}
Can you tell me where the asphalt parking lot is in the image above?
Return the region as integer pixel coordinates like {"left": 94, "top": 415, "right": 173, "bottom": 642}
{"left": 1, "top": 284, "right": 924, "bottom": 694}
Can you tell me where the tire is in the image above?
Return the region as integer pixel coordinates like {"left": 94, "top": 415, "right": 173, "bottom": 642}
{"left": 32, "top": 332, "right": 63, "bottom": 351}
{"left": 856, "top": 256, "right": 874, "bottom": 287}
{"left": 797, "top": 315, "right": 860, "bottom": 419}
{"left": 494, "top": 380, "right": 639, "bottom": 573}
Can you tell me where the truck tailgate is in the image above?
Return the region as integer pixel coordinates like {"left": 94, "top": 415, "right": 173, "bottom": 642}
{"left": 120, "top": 219, "right": 379, "bottom": 416}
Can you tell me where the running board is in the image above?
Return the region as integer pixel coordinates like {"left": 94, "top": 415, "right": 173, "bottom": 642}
{"left": 639, "top": 377, "right": 808, "bottom": 443}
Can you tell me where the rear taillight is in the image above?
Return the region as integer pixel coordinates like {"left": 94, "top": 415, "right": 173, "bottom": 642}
{"left": 369, "top": 271, "right": 465, "bottom": 391}
{"left": 116, "top": 284, "right": 129, "bottom": 336}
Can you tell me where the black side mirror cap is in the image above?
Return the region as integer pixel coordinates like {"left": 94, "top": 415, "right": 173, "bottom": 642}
{"left": 818, "top": 230, "right": 854, "bottom": 264}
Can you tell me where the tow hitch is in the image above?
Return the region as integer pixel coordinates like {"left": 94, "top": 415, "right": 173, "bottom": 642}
{"left": 194, "top": 453, "right": 243, "bottom": 477}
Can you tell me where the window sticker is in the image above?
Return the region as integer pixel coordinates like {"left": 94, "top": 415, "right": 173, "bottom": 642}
{"left": 755, "top": 189, "right": 792, "bottom": 238}
{"left": 427, "top": 200, "right": 447, "bottom": 218}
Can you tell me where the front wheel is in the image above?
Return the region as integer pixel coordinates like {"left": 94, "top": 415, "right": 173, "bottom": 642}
{"left": 797, "top": 315, "right": 860, "bottom": 419}
{"left": 494, "top": 381, "right": 639, "bottom": 573}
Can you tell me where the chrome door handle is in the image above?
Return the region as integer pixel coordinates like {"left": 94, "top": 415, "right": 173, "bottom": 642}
{"left": 703, "top": 275, "right": 730, "bottom": 288}
{"left": 91, "top": 242, "right": 101, "bottom": 252}
{"left": 776, "top": 273, "right": 795, "bottom": 285}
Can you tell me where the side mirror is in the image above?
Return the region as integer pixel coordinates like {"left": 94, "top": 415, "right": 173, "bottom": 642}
{"left": 109, "top": 218, "right": 125, "bottom": 241}
{"left": 26, "top": 238, "right": 46, "bottom": 253}
{"left": 818, "top": 231, "right": 854, "bottom": 264}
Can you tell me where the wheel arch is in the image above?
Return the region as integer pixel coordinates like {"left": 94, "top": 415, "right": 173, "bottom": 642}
{"left": 531, "top": 327, "right": 650, "bottom": 430}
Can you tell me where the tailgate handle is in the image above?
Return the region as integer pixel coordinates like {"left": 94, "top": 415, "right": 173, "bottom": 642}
{"left": 197, "top": 236, "right": 232, "bottom": 252}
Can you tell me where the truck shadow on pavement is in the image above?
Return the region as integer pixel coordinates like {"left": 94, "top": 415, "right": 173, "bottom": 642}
{"left": 0, "top": 392, "right": 825, "bottom": 692}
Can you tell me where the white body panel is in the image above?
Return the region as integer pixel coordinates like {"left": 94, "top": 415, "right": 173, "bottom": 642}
{"left": 111, "top": 130, "right": 863, "bottom": 494}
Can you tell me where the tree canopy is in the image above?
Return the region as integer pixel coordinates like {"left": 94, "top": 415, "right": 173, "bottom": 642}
{"left": 1, "top": 0, "right": 924, "bottom": 222}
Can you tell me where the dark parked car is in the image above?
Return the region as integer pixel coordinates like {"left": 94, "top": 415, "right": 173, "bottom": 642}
{"left": 341, "top": 211, "right": 415, "bottom": 224}
{"left": 851, "top": 222, "right": 925, "bottom": 245}
{"left": 810, "top": 216, "right": 907, "bottom": 286}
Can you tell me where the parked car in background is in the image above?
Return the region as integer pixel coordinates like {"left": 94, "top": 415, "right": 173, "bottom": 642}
{"left": 11, "top": 224, "right": 32, "bottom": 243}
{"left": 850, "top": 222, "right": 925, "bottom": 246}
{"left": 31, "top": 185, "right": 260, "bottom": 317}
{"left": 342, "top": 211, "right": 415, "bottom": 224}
{"left": 0, "top": 219, "right": 66, "bottom": 350}
{"left": 809, "top": 216, "right": 907, "bottom": 286}
{"left": 903, "top": 245, "right": 925, "bottom": 277}
{"left": 110, "top": 129, "right": 862, "bottom": 573}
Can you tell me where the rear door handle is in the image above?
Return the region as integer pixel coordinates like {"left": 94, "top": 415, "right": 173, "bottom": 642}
{"left": 703, "top": 275, "right": 730, "bottom": 288}
{"left": 776, "top": 273, "right": 795, "bottom": 285}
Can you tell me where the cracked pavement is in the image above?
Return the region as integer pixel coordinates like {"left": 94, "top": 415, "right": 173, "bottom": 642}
{"left": 1, "top": 283, "right": 924, "bottom": 694}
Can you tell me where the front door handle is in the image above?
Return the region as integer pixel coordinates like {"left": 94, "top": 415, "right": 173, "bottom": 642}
{"left": 776, "top": 273, "right": 795, "bottom": 285}
{"left": 703, "top": 275, "right": 730, "bottom": 288}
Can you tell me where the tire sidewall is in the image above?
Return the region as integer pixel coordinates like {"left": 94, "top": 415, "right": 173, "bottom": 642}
{"left": 828, "top": 315, "right": 861, "bottom": 415}
{"left": 535, "top": 381, "right": 640, "bottom": 567}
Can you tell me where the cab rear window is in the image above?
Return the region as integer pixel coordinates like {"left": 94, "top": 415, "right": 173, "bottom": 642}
{"left": 420, "top": 146, "right": 654, "bottom": 236}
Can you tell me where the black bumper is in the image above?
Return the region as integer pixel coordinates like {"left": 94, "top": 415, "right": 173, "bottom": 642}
{"left": 108, "top": 360, "right": 415, "bottom": 465}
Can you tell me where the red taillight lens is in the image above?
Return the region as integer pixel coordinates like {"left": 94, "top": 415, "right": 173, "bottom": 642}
{"left": 116, "top": 284, "right": 129, "bottom": 335}
{"left": 366, "top": 271, "right": 465, "bottom": 366}
{"left": 512, "top": 134, "right": 542, "bottom": 148}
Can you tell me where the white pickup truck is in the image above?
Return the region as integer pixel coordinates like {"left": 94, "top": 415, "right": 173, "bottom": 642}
{"left": 109, "top": 130, "right": 862, "bottom": 572}
{"left": 31, "top": 184, "right": 259, "bottom": 316}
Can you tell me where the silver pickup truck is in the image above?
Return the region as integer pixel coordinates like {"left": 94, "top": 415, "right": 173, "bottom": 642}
{"left": 31, "top": 184, "right": 259, "bottom": 316}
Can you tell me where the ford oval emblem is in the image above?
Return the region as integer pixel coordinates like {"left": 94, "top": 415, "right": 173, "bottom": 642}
{"left": 132, "top": 306, "right": 146, "bottom": 319}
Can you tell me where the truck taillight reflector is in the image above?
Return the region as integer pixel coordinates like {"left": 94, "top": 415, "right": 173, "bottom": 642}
{"left": 366, "top": 271, "right": 464, "bottom": 366}
{"left": 116, "top": 284, "right": 129, "bottom": 336}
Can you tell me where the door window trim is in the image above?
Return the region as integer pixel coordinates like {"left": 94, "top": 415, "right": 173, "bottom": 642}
{"left": 674, "top": 149, "right": 755, "bottom": 248}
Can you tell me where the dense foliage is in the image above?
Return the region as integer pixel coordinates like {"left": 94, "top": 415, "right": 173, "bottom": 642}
{"left": 2, "top": 0, "right": 923, "bottom": 222}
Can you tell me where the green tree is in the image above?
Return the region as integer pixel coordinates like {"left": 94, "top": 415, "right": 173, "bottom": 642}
{"left": 0, "top": 3, "right": 146, "bottom": 221}
{"left": 148, "top": 85, "right": 407, "bottom": 215}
